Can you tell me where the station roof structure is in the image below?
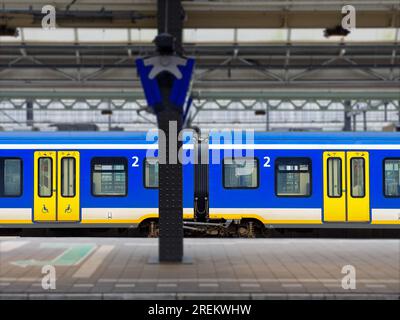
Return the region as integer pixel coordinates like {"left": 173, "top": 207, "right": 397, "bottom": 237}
{"left": 0, "top": 1, "right": 398, "bottom": 132}
{"left": 0, "top": 0, "right": 398, "bottom": 94}
{"left": 1, "top": 0, "right": 399, "bottom": 28}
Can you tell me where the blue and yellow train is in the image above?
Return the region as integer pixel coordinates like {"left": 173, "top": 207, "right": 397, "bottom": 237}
{"left": 0, "top": 131, "right": 399, "bottom": 235}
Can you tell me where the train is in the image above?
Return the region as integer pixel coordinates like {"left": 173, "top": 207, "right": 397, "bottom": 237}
{"left": 0, "top": 131, "right": 399, "bottom": 237}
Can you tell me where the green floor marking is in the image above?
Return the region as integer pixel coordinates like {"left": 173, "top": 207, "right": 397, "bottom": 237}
{"left": 11, "top": 243, "right": 97, "bottom": 268}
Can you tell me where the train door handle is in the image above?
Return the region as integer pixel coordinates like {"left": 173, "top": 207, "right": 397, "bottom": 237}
{"left": 65, "top": 205, "right": 72, "bottom": 214}
{"left": 42, "top": 205, "right": 49, "bottom": 214}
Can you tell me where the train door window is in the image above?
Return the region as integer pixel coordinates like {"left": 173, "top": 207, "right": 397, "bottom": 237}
{"left": 327, "top": 158, "right": 342, "bottom": 197}
{"left": 276, "top": 158, "right": 311, "bottom": 197}
{"left": 384, "top": 159, "right": 400, "bottom": 197}
{"left": 38, "top": 157, "right": 52, "bottom": 197}
{"left": 0, "top": 158, "right": 22, "bottom": 197}
{"left": 144, "top": 158, "right": 159, "bottom": 188}
{"left": 61, "top": 157, "right": 76, "bottom": 197}
{"left": 223, "top": 158, "right": 259, "bottom": 189}
{"left": 350, "top": 158, "right": 365, "bottom": 198}
{"left": 92, "top": 157, "right": 127, "bottom": 196}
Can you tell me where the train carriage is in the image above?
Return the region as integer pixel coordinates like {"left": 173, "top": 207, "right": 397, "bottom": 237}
{"left": 208, "top": 132, "right": 400, "bottom": 228}
{"left": 0, "top": 131, "right": 399, "bottom": 233}
{"left": 0, "top": 132, "right": 194, "bottom": 228}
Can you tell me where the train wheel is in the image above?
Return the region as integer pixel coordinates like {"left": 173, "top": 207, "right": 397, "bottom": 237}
{"left": 148, "top": 221, "right": 159, "bottom": 238}
{"left": 236, "top": 220, "right": 266, "bottom": 238}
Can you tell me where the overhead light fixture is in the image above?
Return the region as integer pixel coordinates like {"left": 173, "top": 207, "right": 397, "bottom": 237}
{"left": 101, "top": 110, "right": 113, "bottom": 116}
{"left": 323, "top": 25, "right": 350, "bottom": 38}
{"left": 255, "top": 110, "right": 266, "bottom": 116}
{"left": 0, "top": 26, "right": 19, "bottom": 37}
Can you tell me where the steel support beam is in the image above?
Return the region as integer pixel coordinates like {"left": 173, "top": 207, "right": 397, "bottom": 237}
{"left": 156, "top": 0, "right": 184, "bottom": 263}
{"left": 343, "top": 100, "right": 352, "bottom": 131}
{"left": 0, "top": 90, "right": 399, "bottom": 100}
{"left": 1, "top": 4, "right": 399, "bottom": 28}
{"left": 26, "top": 100, "right": 33, "bottom": 127}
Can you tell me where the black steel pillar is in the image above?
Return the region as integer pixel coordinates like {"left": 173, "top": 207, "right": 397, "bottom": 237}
{"left": 265, "top": 102, "right": 270, "bottom": 132}
{"left": 157, "top": 0, "right": 184, "bottom": 54}
{"left": 26, "top": 100, "right": 34, "bottom": 127}
{"left": 363, "top": 110, "right": 367, "bottom": 131}
{"left": 352, "top": 114, "right": 357, "bottom": 131}
{"left": 156, "top": 0, "right": 184, "bottom": 262}
{"left": 343, "top": 100, "right": 352, "bottom": 131}
{"left": 384, "top": 102, "right": 388, "bottom": 122}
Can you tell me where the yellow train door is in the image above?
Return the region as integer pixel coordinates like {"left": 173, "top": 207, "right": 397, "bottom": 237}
{"left": 34, "top": 151, "right": 57, "bottom": 222}
{"left": 323, "top": 151, "right": 346, "bottom": 222}
{"left": 57, "top": 151, "right": 80, "bottom": 222}
{"left": 346, "top": 151, "right": 370, "bottom": 222}
{"left": 34, "top": 151, "right": 80, "bottom": 222}
{"left": 323, "top": 151, "right": 370, "bottom": 223}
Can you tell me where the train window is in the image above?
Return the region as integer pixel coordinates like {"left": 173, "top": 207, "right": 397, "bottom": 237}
{"left": 144, "top": 158, "right": 159, "bottom": 188}
{"left": 327, "top": 158, "right": 342, "bottom": 197}
{"left": 350, "top": 158, "right": 365, "bottom": 198}
{"left": 223, "top": 158, "right": 259, "bottom": 189}
{"left": 61, "top": 158, "right": 76, "bottom": 197}
{"left": 38, "top": 157, "right": 52, "bottom": 197}
{"left": 0, "top": 158, "right": 22, "bottom": 197}
{"left": 275, "top": 158, "right": 311, "bottom": 197}
{"left": 92, "top": 157, "right": 127, "bottom": 197}
{"left": 384, "top": 159, "right": 400, "bottom": 197}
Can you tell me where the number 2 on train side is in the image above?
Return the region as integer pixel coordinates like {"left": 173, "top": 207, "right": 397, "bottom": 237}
{"left": 131, "top": 156, "right": 139, "bottom": 167}
{"left": 263, "top": 156, "right": 271, "bottom": 167}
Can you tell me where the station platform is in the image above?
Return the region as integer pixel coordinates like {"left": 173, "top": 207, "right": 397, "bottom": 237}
{"left": 0, "top": 237, "right": 398, "bottom": 299}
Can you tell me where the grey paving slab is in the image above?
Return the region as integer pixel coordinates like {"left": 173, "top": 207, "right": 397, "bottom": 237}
{"left": 0, "top": 237, "right": 398, "bottom": 298}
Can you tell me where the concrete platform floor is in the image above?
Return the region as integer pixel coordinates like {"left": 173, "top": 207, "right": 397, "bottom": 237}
{"left": 0, "top": 237, "right": 399, "bottom": 299}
